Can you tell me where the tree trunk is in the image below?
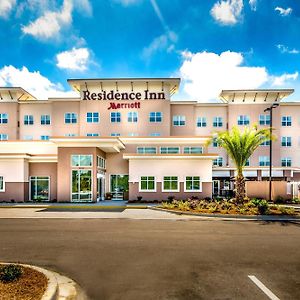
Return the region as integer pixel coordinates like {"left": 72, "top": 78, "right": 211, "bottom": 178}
{"left": 235, "top": 174, "right": 246, "bottom": 203}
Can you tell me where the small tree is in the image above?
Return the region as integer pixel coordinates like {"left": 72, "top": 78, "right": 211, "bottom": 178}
{"left": 208, "top": 125, "right": 274, "bottom": 203}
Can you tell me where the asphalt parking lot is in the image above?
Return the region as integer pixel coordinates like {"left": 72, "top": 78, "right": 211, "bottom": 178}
{"left": 0, "top": 218, "right": 299, "bottom": 299}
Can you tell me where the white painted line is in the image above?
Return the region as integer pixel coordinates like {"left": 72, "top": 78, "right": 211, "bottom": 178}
{"left": 248, "top": 275, "right": 280, "bottom": 300}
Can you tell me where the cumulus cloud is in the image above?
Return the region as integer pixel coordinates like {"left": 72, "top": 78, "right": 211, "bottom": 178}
{"left": 249, "top": 0, "right": 257, "bottom": 11}
{"left": 210, "top": 0, "right": 243, "bottom": 25}
{"left": 276, "top": 44, "right": 299, "bottom": 54}
{"left": 0, "top": 0, "right": 16, "bottom": 18}
{"left": 56, "top": 47, "right": 90, "bottom": 71}
{"left": 0, "top": 65, "right": 78, "bottom": 99}
{"left": 178, "top": 50, "right": 299, "bottom": 101}
{"left": 275, "top": 7, "right": 292, "bottom": 16}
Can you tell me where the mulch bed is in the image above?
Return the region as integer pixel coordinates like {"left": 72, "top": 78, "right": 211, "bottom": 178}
{"left": 0, "top": 265, "right": 48, "bottom": 300}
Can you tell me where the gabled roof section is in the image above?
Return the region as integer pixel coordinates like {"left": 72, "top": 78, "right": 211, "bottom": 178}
{"left": 0, "top": 87, "right": 37, "bottom": 101}
{"left": 220, "top": 89, "right": 294, "bottom": 104}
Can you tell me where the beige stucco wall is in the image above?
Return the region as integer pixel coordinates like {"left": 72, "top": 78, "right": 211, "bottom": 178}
{"left": 246, "top": 181, "right": 289, "bottom": 199}
{"left": 0, "top": 102, "right": 18, "bottom": 139}
{"left": 0, "top": 159, "right": 28, "bottom": 182}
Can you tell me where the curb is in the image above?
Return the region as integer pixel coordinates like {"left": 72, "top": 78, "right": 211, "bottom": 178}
{"left": 1, "top": 262, "right": 88, "bottom": 300}
{"left": 149, "top": 206, "right": 300, "bottom": 221}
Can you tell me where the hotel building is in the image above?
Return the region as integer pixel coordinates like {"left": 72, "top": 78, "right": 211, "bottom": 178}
{"left": 0, "top": 78, "right": 299, "bottom": 202}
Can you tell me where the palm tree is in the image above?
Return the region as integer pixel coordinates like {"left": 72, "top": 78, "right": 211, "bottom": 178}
{"left": 208, "top": 125, "right": 274, "bottom": 203}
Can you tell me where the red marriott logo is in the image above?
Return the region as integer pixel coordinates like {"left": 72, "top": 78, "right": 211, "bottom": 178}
{"left": 108, "top": 102, "right": 141, "bottom": 110}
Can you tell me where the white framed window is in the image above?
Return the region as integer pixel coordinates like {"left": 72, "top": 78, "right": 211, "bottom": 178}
{"left": 65, "top": 113, "right": 77, "bottom": 124}
{"left": 163, "top": 176, "right": 179, "bottom": 192}
{"left": 173, "top": 115, "right": 186, "bottom": 126}
{"left": 259, "top": 156, "right": 270, "bottom": 166}
{"left": 149, "top": 132, "right": 160, "bottom": 136}
{"left": 185, "top": 176, "right": 202, "bottom": 192}
{"left": 281, "top": 136, "right": 292, "bottom": 147}
{"left": 128, "top": 133, "right": 138, "bottom": 136}
{"left": 196, "top": 117, "right": 207, "bottom": 127}
{"left": 212, "top": 138, "right": 219, "bottom": 147}
{"left": 281, "top": 157, "right": 292, "bottom": 167}
{"left": 24, "top": 135, "right": 33, "bottom": 140}
{"left": 0, "top": 176, "right": 5, "bottom": 192}
{"left": 65, "top": 133, "right": 77, "bottom": 137}
{"left": 24, "top": 115, "right": 34, "bottom": 125}
{"left": 127, "top": 112, "right": 138, "bottom": 122}
{"left": 110, "top": 112, "right": 121, "bottom": 123}
{"left": 41, "top": 135, "right": 49, "bottom": 140}
{"left": 0, "top": 113, "right": 8, "bottom": 124}
{"left": 149, "top": 112, "right": 162, "bottom": 123}
{"left": 213, "top": 157, "right": 223, "bottom": 166}
{"left": 237, "top": 115, "right": 250, "bottom": 125}
{"left": 245, "top": 158, "right": 250, "bottom": 166}
{"left": 71, "top": 155, "right": 93, "bottom": 167}
{"left": 160, "top": 147, "right": 180, "bottom": 154}
{"left": 183, "top": 147, "right": 203, "bottom": 154}
{"left": 139, "top": 176, "right": 156, "bottom": 192}
{"left": 213, "top": 117, "right": 223, "bottom": 127}
{"left": 259, "top": 114, "right": 270, "bottom": 125}
{"left": 0, "top": 134, "right": 8, "bottom": 140}
{"left": 41, "top": 115, "right": 51, "bottom": 125}
{"left": 97, "top": 156, "right": 106, "bottom": 169}
{"left": 282, "top": 116, "right": 292, "bottom": 126}
{"left": 137, "top": 147, "right": 157, "bottom": 154}
{"left": 86, "top": 112, "right": 99, "bottom": 123}
{"left": 111, "top": 133, "right": 120, "bottom": 137}
{"left": 86, "top": 133, "right": 99, "bottom": 137}
{"left": 261, "top": 140, "right": 270, "bottom": 146}
{"left": 30, "top": 176, "right": 50, "bottom": 201}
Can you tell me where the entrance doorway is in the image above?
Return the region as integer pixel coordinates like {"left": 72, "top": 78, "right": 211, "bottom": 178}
{"left": 97, "top": 173, "right": 105, "bottom": 201}
{"left": 110, "top": 174, "right": 129, "bottom": 200}
{"left": 213, "top": 180, "right": 220, "bottom": 196}
{"left": 71, "top": 169, "right": 92, "bottom": 202}
{"left": 30, "top": 176, "right": 50, "bottom": 202}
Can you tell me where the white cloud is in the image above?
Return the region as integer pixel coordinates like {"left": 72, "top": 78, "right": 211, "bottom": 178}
{"left": 211, "top": 0, "right": 243, "bottom": 25}
{"left": 276, "top": 44, "right": 299, "bottom": 54}
{"left": 249, "top": 0, "right": 257, "bottom": 11}
{"left": 272, "top": 72, "right": 298, "bottom": 86}
{"left": 56, "top": 47, "right": 90, "bottom": 71}
{"left": 275, "top": 7, "right": 292, "bottom": 16}
{"left": 0, "top": 0, "right": 16, "bottom": 18}
{"left": 0, "top": 65, "right": 78, "bottom": 99}
{"left": 115, "top": 0, "right": 140, "bottom": 5}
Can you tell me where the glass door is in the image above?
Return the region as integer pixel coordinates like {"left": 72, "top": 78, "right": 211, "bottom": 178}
{"left": 97, "top": 173, "right": 105, "bottom": 201}
{"left": 110, "top": 175, "right": 129, "bottom": 200}
{"left": 72, "top": 170, "right": 92, "bottom": 202}
{"left": 213, "top": 180, "right": 220, "bottom": 196}
{"left": 30, "top": 176, "right": 50, "bottom": 202}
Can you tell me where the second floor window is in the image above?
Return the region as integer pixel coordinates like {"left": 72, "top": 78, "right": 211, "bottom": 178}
{"left": 173, "top": 115, "right": 186, "bottom": 126}
{"left": 183, "top": 147, "right": 203, "bottom": 154}
{"left": 41, "top": 115, "right": 51, "bottom": 125}
{"left": 213, "top": 117, "right": 223, "bottom": 127}
{"left": 0, "top": 134, "right": 8, "bottom": 140}
{"left": 24, "top": 115, "right": 34, "bottom": 125}
{"left": 137, "top": 147, "right": 157, "bottom": 154}
{"left": 0, "top": 113, "right": 8, "bottom": 124}
{"left": 281, "top": 136, "right": 292, "bottom": 147}
{"left": 149, "top": 112, "right": 162, "bottom": 123}
{"left": 213, "top": 157, "right": 223, "bottom": 166}
{"left": 86, "top": 133, "right": 99, "bottom": 137}
{"left": 65, "top": 113, "right": 77, "bottom": 124}
{"left": 86, "top": 112, "right": 99, "bottom": 123}
{"left": 127, "top": 112, "right": 138, "bottom": 122}
{"left": 237, "top": 115, "right": 250, "bottom": 125}
{"left": 41, "top": 135, "right": 49, "bottom": 140}
{"left": 261, "top": 140, "right": 270, "bottom": 146}
{"left": 281, "top": 158, "right": 292, "bottom": 167}
{"left": 259, "top": 114, "right": 270, "bottom": 125}
{"left": 282, "top": 116, "right": 292, "bottom": 126}
{"left": 111, "top": 133, "right": 120, "bottom": 137}
{"left": 196, "top": 117, "right": 207, "bottom": 127}
{"left": 110, "top": 112, "right": 121, "bottom": 123}
{"left": 160, "top": 147, "right": 180, "bottom": 154}
{"left": 259, "top": 156, "right": 270, "bottom": 166}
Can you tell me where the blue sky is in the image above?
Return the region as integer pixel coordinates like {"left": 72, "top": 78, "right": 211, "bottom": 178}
{"left": 0, "top": 0, "right": 300, "bottom": 101}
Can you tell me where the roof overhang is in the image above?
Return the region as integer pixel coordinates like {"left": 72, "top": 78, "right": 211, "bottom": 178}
{"left": 219, "top": 89, "right": 294, "bottom": 104}
{"left": 120, "top": 136, "right": 210, "bottom": 145}
{"left": 0, "top": 87, "right": 37, "bottom": 101}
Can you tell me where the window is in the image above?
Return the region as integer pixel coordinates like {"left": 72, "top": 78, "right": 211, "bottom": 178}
{"left": 282, "top": 116, "right": 292, "bottom": 126}
{"left": 196, "top": 117, "right": 207, "bottom": 127}
{"left": 149, "top": 112, "right": 162, "bottom": 123}
{"left": 259, "top": 114, "right": 270, "bottom": 125}
{"left": 245, "top": 159, "right": 250, "bottom": 166}
{"left": 127, "top": 112, "right": 138, "bottom": 122}
{"left": 149, "top": 132, "right": 160, "bottom": 136}
{"left": 24, "top": 135, "right": 33, "bottom": 140}
{"left": 259, "top": 156, "right": 270, "bottom": 166}
{"left": 261, "top": 140, "right": 270, "bottom": 146}
{"left": 163, "top": 176, "right": 179, "bottom": 192}
{"left": 65, "top": 113, "right": 77, "bottom": 124}
{"left": 281, "top": 136, "right": 292, "bottom": 147}
{"left": 183, "top": 147, "right": 203, "bottom": 154}
{"left": 0, "top": 113, "right": 8, "bottom": 124}
{"left": 137, "top": 147, "right": 157, "bottom": 154}
{"left": 212, "top": 139, "right": 219, "bottom": 147}
{"left": 128, "top": 133, "right": 138, "bottom": 136}
{"left": 97, "top": 156, "right": 106, "bottom": 169}
{"left": 160, "top": 147, "right": 180, "bottom": 154}
{"left": 41, "top": 115, "right": 51, "bottom": 125}
{"left": 24, "top": 115, "right": 34, "bottom": 125}
{"left": 110, "top": 112, "right": 121, "bottom": 123}
{"left": 140, "top": 176, "right": 156, "bottom": 192}
{"left": 213, "top": 117, "right": 223, "bottom": 127}
{"left": 65, "top": 133, "right": 77, "bottom": 137}
{"left": 111, "top": 133, "right": 120, "bottom": 137}
{"left": 0, "top": 176, "right": 4, "bottom": 192}
{"left": 237, "top": 115, "right": 250, "bottom": 125}
{"left": 86, "top": 133, "right": 99, "bottom": 137}
{"left": 41, "top": 135, "right": 49, "bottom": 140}
{"left": 173, "top": 115, "right": 186, "bottom": 126}
{"left": 30, "top": 176, "right": 49, "bottom": 201}
{"left": 71, "top": 155, "right": 93, "bottom": 167}
{"left": 72, "top": 170, "right": 92, "bottom": 202}
{"left": 185, "top": 176, "right": 201, "bottom": 192}
{"left": 281, "top": 158, "right": 292, "bottom": 167}
{"left": 213, "top": 157, "right": 223, "bottom": 166}
{"left": 0, "top": 134, "right": 8, "bottom": 140}
{"left": 86, "top": 112, "right": 99, "bottom": 123}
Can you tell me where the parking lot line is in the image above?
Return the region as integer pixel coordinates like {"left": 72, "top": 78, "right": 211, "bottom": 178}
{"left": 248, "top": 275, "right": 280, "bottom": 300}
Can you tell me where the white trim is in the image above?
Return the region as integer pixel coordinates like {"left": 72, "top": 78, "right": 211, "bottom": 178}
{"left": 0, "top": 175, "right": 5, "bottom": 192}
{"left": 184, "top": 176, "right": 202, "bottom": 192}
{"left": 162, "top": 176, "right": 180, "bottom": 192}
{"left": 123, "top": 154, "right": 218, "bottom": 160}
{"left": 139, "top": 176, "right": 157, "bottom": 192}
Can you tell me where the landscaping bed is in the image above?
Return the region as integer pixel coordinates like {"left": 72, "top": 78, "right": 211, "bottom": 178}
{"left": 0, "top": 264, "right": 48, "bottom": 300}
{"left": 159, "top": 198, "right": 299, "bottom": 216}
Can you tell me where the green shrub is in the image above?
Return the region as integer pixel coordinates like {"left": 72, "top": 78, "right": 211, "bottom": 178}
{"left": 177, "top": 200, "right": 190, "bottom": 211}
{"left": 0, "top": 264, "right": 22, "bottom": 283}
{"left": 292, "top": 198, "right": 300, "bottom": 204}
{"left": 278, "top": 206, "right": 295, "bottom": 215}
{"left": 250, "top": 199, "right": 269, "bottom": 214}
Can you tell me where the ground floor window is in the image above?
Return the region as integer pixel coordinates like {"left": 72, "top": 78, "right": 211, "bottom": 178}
{"left": 30, "top": 176, "right": 49, "bottom": 201}
{"left": 72, "top": 170, "right": 92, "bottom": 202}
{"left": 185, "top": 176, "right": 201, "bottom": 192}
{"left": 110, "top": 175, "right": 129, "bottom": 199}
{"left": 140, "top": 176, "right": 156, "bottom": 192}
{"left": 163, "top": 176, "right": 179, "bottom": 192}
{"left": 0, "top": 176, "right": 4, "bottom": 192}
